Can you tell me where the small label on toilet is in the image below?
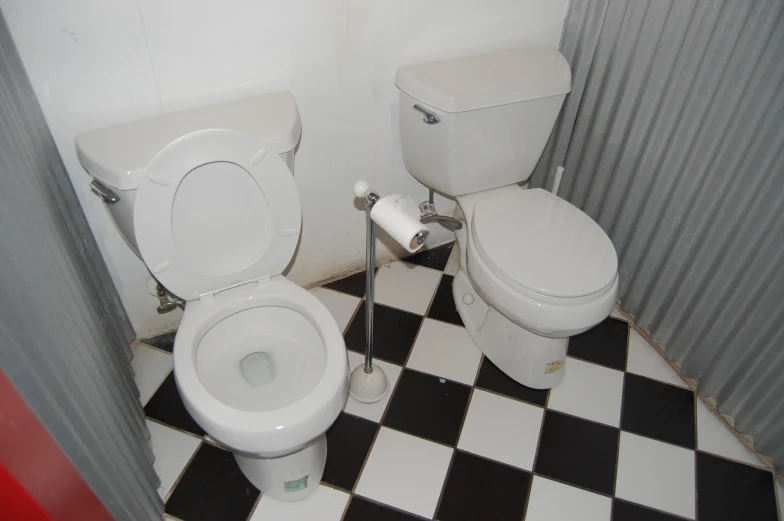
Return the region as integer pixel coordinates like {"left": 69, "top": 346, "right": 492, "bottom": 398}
{"left": 545, "top": 359, "right": 565, "bottom": 374}
{"left": 284, "top": 475, "right": 309, "bottom": 492}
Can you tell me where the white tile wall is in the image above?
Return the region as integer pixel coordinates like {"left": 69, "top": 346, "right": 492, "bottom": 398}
{"left": 0, "top": 0, "right": 569, "bottom": 336}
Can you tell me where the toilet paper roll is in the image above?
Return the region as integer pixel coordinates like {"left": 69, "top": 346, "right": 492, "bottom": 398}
{"left": 370, "top": 194, "right": 428, "bottom": 253}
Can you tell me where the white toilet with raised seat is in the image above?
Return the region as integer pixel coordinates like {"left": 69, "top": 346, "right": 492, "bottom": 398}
{"left": 396, "top": 47, "right": 619, "bottom": 389}
{"left": 76, "top": 92, "right": 348, "bottom": 501}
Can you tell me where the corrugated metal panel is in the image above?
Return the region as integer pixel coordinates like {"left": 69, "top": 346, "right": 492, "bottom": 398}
{"left": 0, "top": 11, "right": 163, "bottom": 520}
{"left": 533, "top": 0, "right": 784, "bottom": 472}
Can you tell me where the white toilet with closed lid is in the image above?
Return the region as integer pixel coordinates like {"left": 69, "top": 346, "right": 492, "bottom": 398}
{"left": 395, "top": 47, "right": 619, "bottom": 389}
{"left": 75, "top": 92, "right": 348, "bottom": 501}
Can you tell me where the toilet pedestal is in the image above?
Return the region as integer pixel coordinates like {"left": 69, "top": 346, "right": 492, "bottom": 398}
{"left": 234, "top": 434, "right": 327, "bottom": 501}
{"left": 453, "top": 270, "right": 568, "bottom": 389}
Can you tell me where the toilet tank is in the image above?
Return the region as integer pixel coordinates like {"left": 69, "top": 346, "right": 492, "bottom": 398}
{"left": 75, "top": 91, "right": 301, "bottom": 256}
{"left": 395, "top": 47, "right": 571, "bottom": 197}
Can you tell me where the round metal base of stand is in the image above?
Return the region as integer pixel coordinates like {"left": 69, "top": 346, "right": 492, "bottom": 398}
{"left": 348, "top": 364, "right": 389, "bottom": 404}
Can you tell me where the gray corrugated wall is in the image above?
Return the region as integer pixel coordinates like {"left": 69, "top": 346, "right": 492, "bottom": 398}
{"left": 532, "top": 0, "right": 784, "bottom": 472}
{"left": 0, "top": 10, "right": 163, "bottom": 520}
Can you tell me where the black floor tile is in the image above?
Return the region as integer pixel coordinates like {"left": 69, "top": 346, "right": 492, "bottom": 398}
{"left": 144, "top": 372, "right": 205, "bottom": 437}
{"left": 437, "top": 450, "right": 532, "bottom": 521}
{"left": 404, "top": 241, "right": 454, "bottom": 271}
{"left": 344, "top": 302, "right": 422, "bottom": 365}
{"left": 324, "top": 270, "right": 369, "bottom": 298}
{"left": 165, "top": 444, "right": 259, "bottom": 521}
{"left": 621, "top": 373, "right": 695, "bottom": 449}
{"left": 475, "top": 357, "right": 549, "bottom": 407}
{"left": 383, "top": 369, "right": 471, "bottom": 446}
{"left": 142, "top": 331, "right": 176, "bottom": 353}
{"left": 534, "top": 410, "right": 619, "bottom": 495}
{"left": 696, "top": 452, "right": 778, "bottom": 521}
{"left": 344, "top": 496, "right": 423, "bottom": 521}
{"left": 322, "top": 412, "right": 378, "bottom": 491}
{"left": 612, "top": 499, "right": 684, "bottom": 521}
{"left": 568, "top": 317, "right": 629, "bottom": 371}
{"left": 427, "top": 275, "right": 463, "bottom": 326}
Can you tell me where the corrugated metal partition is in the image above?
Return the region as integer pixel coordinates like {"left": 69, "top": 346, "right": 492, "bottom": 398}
{"left": 0, "top": 10, "right": 163, "bottom": 520}
{"left": 532, "top": 0, "right": 784, "bottom": 472}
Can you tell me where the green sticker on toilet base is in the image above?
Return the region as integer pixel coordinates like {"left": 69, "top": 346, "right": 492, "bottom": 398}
{"left": 284, "top": 475, "right": 309, "bottom": 492}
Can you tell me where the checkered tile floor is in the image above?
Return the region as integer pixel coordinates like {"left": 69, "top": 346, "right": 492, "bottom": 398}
{"left": 134, "top": 242, "right": 784, "bottom": 521}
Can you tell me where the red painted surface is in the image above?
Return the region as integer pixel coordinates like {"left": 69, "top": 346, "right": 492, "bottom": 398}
{"left": 0, "top": 369, "right": 115, "bottom": 521}
{"left": 0, "top": 462, "right": 53, "bottom": 521}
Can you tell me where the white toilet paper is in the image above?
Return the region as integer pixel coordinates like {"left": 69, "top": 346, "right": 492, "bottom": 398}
{"left": 370, "top": 194, "right": 428, "bottom": 253}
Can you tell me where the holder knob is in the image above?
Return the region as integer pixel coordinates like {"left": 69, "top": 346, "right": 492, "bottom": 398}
{"left": 353, "top": 180, "right": 370, "bottom": 199}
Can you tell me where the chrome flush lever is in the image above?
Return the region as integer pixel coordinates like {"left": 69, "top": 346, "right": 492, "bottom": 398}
{"left": 413, "top": 104, "right": 440, "bottom": 125}
{"left": 89, "top": 180, "right": 120, "bottom": 204}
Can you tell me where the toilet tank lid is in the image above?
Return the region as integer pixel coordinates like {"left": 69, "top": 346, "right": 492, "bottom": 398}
{"left": 75, "top": 91, "right": 301, "bottom": 191}
{"left": 395, "top": 46, "right": 571, "bottom": 113}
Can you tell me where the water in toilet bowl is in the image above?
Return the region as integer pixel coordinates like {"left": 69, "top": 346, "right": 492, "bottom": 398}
{"left": 196, "top": 306, "right": 326, "bottom": 412}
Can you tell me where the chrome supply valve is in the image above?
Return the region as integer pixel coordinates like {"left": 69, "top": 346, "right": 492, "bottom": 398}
{"left": 419, "top": 189, "right": 462, "bottom": 231}
{"left": 155, "top": 282, "right": 183, "bottom": 314}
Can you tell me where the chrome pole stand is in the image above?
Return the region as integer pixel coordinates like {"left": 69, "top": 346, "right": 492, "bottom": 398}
{"left": 348, "top": 181, "right": 389, "bottom": 404}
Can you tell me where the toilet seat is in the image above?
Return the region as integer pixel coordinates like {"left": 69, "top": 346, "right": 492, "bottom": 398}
{"left": 462, "top": 187, "right": 618, "bottom": 336}
{"left": 470, "top": 188, "right": 617, "bottom": 300}
{"left": 134, "top": 129, "right": 301, "bottom": 301}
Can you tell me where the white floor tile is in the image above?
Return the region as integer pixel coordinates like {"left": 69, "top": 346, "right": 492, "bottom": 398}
{"left": 626, "top": 329, "right": 688, "bottom": 389}
{"left": 525, "top": 476, "right": 612, "bottom": 521}
{"left": 131, "top": 343, "right": 173, "bottom": 406}
{"left": 457, "top": 389, "right": 543, "bottom": 471}
{"left": 249, "top": 484, "right": 349, "bottom": 521}
{"left": 373, "top": 261, "right": 441, "bottom": 315}
{"left": 547, "top": 357, "right": 624, "bottom": 427}
{"left": 356, "top": 427, "right": 452, "bottom": 519}
{"left": 406, "top": 319, "right": 482, "bottom": 385}
{"left": 308, "top": 287, "right": 361, "bottom": 333}
{"left": 696, "top": 399, "right": 764, "bottom": 468}
{"left": 610, "top": 306, "right": 627, "bottom": 321}
{"left": 146, "top": 419, "right": 201, "bottom": 500}
{"left": 344, "top": 351, "right": 403, "bottom": 423}
{"left": 615, "top": 432, "right": 696, "bottom": 519}
{"left": 444, "top": 244, "right": 460, "bottom": 276}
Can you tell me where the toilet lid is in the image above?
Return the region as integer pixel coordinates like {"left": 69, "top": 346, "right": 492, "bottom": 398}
{"left": 134, "top": 129, "right": 301, "bottom": 301}
{"left": 471, "top": 188, "right": 617, "bottom": 298}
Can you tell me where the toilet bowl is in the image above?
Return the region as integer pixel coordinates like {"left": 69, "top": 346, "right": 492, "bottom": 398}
{"left": 173, "top": 277, "right": 348, "bottom": 500}
{"left": 451, "top": 185, "right": 617, "bottom": 388}
{"left": 395, "top": 47, "right": 619, "bottom": 389}
{"left": 75, "top": 92, "right": 349, "bottom": 500}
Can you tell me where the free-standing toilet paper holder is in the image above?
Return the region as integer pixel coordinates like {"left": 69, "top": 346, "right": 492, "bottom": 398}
{"left": 349, "top": 181, "right": 428, "bottom": 403}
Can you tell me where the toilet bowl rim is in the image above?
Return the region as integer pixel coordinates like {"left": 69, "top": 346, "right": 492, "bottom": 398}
{"left": 172, "top": 276, "right": 348, "bottom": 446}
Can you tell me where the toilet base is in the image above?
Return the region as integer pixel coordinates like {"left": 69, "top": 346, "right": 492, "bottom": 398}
{"left": 234, "top": 434, "right": 327, "bottom": 501}
{"left": 453, "top": 269, "right": 568, "bottom": 389}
